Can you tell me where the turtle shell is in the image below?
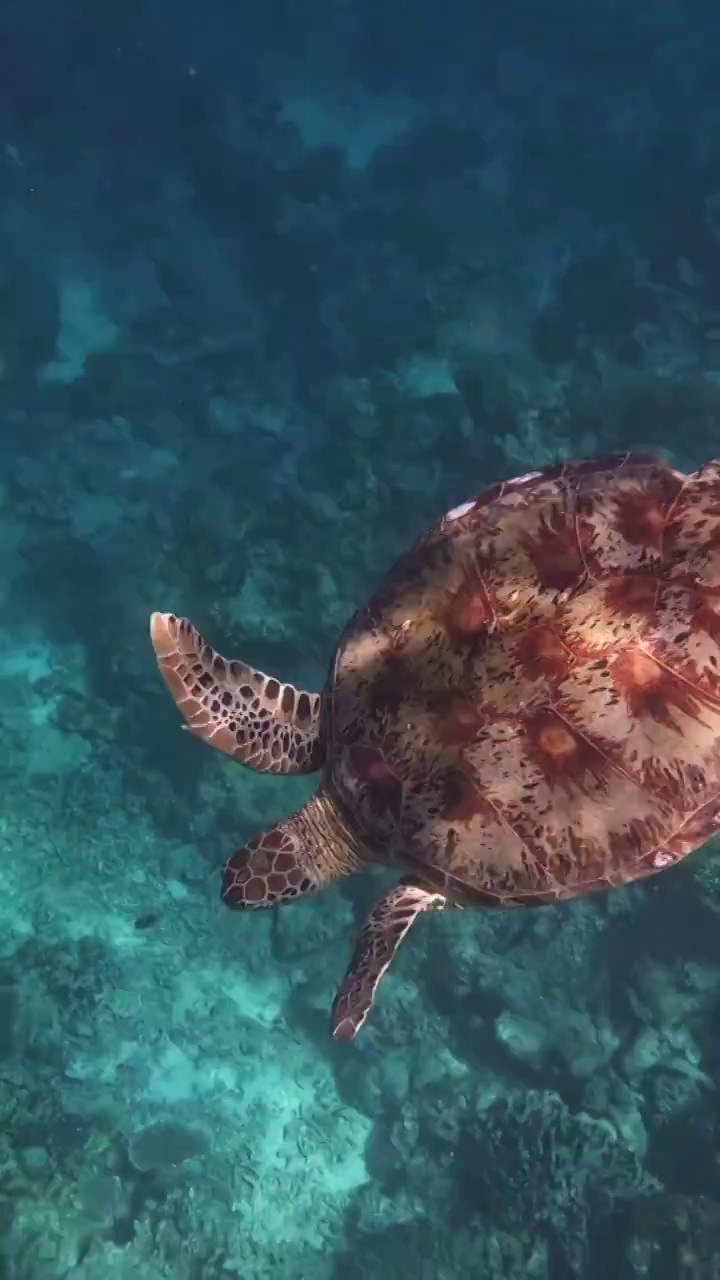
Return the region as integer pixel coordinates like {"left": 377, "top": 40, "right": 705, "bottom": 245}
{"left": 327, "top": 452, "right": 720, "bottom": 905}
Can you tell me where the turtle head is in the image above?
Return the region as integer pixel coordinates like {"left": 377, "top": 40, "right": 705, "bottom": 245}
{"left": 221, "top": 792, "right": 361, "bottom": 910}
{"left": 222, "top": 820, "right": 319, "bottom": 909}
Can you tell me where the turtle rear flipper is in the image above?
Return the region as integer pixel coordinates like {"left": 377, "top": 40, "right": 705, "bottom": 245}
{"left": 331, "top": 879, "right": 446, "bottom": 1040}
{"left": 150, "top": 612, "right": 324, "bottom": 774}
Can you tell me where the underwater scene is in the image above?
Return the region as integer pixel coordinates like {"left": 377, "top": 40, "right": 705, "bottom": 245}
{"left": 4, "top": 0, "right": 720, "bottom": 1276}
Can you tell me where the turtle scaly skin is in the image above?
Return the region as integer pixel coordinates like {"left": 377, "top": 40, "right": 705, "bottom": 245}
{"left": 152, "top": 452, "right": 720, "bottom": 1039}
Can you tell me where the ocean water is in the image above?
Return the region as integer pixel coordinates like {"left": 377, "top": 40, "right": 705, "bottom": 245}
{"left": 2, "top": 1, "right": 720, "bottom": 1277}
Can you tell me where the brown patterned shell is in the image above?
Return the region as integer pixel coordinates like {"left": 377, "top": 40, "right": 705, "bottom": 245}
{"left": 327, "top": 452, "right": 720, "bottom": 906}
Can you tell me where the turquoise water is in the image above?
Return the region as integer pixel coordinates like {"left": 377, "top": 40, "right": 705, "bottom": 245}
{"left": 1, "top": 2, "right": 720, "bottom": 1276}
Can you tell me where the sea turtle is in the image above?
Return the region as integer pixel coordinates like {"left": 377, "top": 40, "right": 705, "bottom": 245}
{"left": 150, "top": 451, "right": 720, "bottom": 1040}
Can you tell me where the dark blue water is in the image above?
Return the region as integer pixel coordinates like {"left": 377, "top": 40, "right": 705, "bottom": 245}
{"left": 1, "top": 2, "right": 720, "bottom": 1276}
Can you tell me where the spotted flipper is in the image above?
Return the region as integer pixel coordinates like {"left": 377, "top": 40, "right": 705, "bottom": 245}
{"left": 150, "top": 612, "right": 324, "bottom": 774}
{"left": 331, "top": 879, "right": 446, "bottom": 1040}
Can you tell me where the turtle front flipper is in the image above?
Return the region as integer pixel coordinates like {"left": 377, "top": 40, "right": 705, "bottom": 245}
{"left": 331, "top": 879, "right": 446, "bottom": 1040}
{"left": 150, "top": 612, "right": 324, "bottom": 774}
